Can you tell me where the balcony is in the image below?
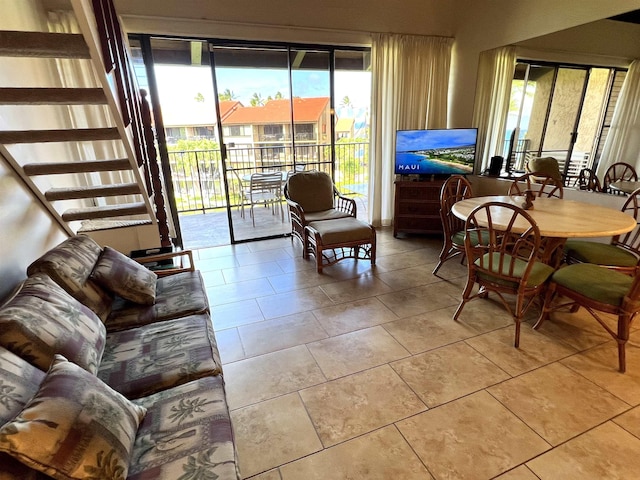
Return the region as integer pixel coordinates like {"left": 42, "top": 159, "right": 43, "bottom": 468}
{"left": 257, "top": 132, "right": 317, "bottom": 142}
{"left": 169, "top": 142, "right": 369, "bottom": 248}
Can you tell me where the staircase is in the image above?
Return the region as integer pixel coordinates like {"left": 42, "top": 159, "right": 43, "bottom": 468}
{"left": 0, "top": 0, "right": 170, "bottom": 244}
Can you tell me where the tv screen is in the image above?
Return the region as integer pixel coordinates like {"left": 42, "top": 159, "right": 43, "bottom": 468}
{"left": 395, "top": 128, "right": 477, "bottom": 175}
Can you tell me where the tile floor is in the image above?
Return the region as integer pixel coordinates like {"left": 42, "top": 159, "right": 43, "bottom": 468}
{"left": 193, "top": 228, "right": 640, "bottom": 480}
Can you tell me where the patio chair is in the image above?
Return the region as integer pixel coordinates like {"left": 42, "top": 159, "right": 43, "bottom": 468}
{"left": 603, "top": 162, "right": 638, "bottom": 194}
{"left": 433, "top": 175, "right": 474, "bottom": 275}
{"left": 453, "top": 202, "right": 555, "bottom": 347}
{"left": 284, "top": 170, "right": 356, "bottom": 247}
{"left": 535, "top": 264, "right": 640, "bottom": 372}
{"left": 564, "top": 188, "right": 640, "bottom": 275}
{"left": 508, "top": 172, "right": 563, "bottom": 199}
{"left": 247, "top": 172, "right": 284, "bottom": 227}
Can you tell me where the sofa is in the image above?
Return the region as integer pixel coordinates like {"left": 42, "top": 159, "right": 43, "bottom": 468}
{"left": 0, "top": 235, "right": 241, "bottom": 480}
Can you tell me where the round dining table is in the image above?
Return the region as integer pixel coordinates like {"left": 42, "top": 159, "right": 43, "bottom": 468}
{"left": 452, "top": 195, "right": 636, "bottom": 265}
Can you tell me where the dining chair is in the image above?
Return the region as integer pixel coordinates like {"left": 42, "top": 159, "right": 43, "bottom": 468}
{"left": 577, "top": 167, "right": 602, "bottom": 192}
{"left": 247, "top": 172, "right": 284, "bottom": 227}
{"left": 526, "top": 156, "right": 564, "bottom": 185}
{"left": 603, "top": 162, "right": 638, "bottom": 194}
{"left": 508, "top": 172, "right": 563, "bottom": 199}
{"left": 433, "top": 175, "right": 474, "bottom": 275}
{"left": 453, "top": 201, "right": 555, "bottom": 347}
{"left": 535, "top": 263, "right": 640, "bottom": 372}
{"left": 564, "top": 188, "right": 640, "bottom": 275}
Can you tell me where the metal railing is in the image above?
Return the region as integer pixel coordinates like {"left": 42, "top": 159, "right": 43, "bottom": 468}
{"left": 168, "top": 141, "right": 369, "bottom": 213}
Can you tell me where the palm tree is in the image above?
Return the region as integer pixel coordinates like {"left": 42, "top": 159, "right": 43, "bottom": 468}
{"left": 275, "top": 91, "right": 284, "bottom": 99}
{"left": 250, "top": 92, "right": 265, "bottom": 106}
{"left": 218, "top": 88, "right": 237, "bottom": 101}
{"left": 340, "top": 96, "right": 353, "bottom": 109}
{"left": 194, "top": 92, "right": 205, "bottom": 103}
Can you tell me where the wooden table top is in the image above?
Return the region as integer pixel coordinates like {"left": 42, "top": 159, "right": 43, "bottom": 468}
{"left": 452, "top": 195, "right": 636, "bottom": 238}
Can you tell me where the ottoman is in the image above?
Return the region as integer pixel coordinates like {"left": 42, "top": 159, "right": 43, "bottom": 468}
{"left": 304, "top": 217, "right": 376, "bottom": 272}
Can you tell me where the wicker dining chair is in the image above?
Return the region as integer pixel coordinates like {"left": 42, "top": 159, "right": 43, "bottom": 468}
{"left": 508, "top": 172, "right": 563, "bottom": 199}
{"left": 433, "top": 175, "right": 474, "bottom": 275}
{"left": 453, "top": 201, "right": 555, "bottom": 347}
{"left": 603, "top": 162, "right": 638, "bottom": 194}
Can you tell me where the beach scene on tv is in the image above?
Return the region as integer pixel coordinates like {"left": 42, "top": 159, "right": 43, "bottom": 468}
{"left": 395, "top": 128, "right": 477, "bottom": 175}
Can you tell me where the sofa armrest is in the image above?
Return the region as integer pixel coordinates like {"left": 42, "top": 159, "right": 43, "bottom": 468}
{"left": 134, "top": 250, "right": 195, "bottom": 277}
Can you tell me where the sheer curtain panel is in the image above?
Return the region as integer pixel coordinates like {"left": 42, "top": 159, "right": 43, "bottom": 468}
{"left": 472, "top": 46, "right": 516, "bottom": 174}
{"left": 596, "top": 59, "right": 640, "bottom": 177}
{"left": 369, "top": 34, "right": 452, "bottom": 227}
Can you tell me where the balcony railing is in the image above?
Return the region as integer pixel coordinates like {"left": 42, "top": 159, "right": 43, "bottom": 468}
{"left": 168, "top": 142, "right": 369, "bottom": 214}
{"left": 257, "top": 132, "right": 317, "bottom": 142}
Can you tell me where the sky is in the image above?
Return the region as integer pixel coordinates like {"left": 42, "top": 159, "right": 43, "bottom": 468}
{"left": 153, "top": 65, "right": 371, "bottom": 125}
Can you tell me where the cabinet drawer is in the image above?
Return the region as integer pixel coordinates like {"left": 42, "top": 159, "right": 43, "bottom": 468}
{"left": 400, "top": 186, "right": 441, "bottom": 201}
{"left": 397, "top": 202, "right": 439, "bottom": 216}
{"left": 396, "top": 216, "right": 442, "bottom": 231}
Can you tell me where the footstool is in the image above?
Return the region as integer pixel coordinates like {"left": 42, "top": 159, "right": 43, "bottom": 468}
{"left": 304, "top": 217, "right": 376, "bottom": 272}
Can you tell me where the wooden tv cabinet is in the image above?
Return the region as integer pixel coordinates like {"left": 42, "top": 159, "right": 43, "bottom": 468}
{"left": 393, "top": 180, "right": 445, "bottom": 237}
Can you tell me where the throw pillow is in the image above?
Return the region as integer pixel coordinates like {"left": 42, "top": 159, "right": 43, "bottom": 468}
{"left": 0, "top": 274, "right": 106, "bottom": 374}
{"left": 0, "top": 355, "right": 146, "bottom": 480}
{"left": 91, "top": 246, "right": 157, "bottom": 305}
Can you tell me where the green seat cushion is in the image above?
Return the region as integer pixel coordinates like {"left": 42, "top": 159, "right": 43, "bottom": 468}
{"left": 552, "top": 263, "right": 633, "bottom": 306}
{"left": 452, "top": 230, "right": 489, "bottom": 247}
{"left": 475, "top": 252, "right": 554, "bottom": 288}
{"left": 564, "top": 240, "right": 638, "bottom": 268}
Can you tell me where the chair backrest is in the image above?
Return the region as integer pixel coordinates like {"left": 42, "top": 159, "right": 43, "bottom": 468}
{"left": 294, "top": 163, "right": 307, "bottom": 172}
{"left": 464, "top": 202, "right": 542, "bottom": 288}
{"left": 604, "top": 162, "right": 638, "bottom": 192}
{"left": 440, "top": 175, "right": 473, "bottom": 238}
{"left": 613, "top": 188, "right": 640, "bottom": 257}
{"left": 526, "top": 157, "right": 563, "bottom": 184}
{"left": 577, "top": 168, "right": 602, "bottom": 192}
{"left": 250, "top": 172, "right": 283, "bottom": 195}
{"left": 285, "top": 171, "right": 335, "bottom": 212}
{"left": 508, "top": 172, "right": 563, "bottom": 199}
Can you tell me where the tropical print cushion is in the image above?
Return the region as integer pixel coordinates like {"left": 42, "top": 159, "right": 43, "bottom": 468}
{"left": 91, "top": 246, "right": 157, "bottom": 306}
{"left": 128, "top": 376, "right": 240, "bottom": 480}
{"left": 0, "top": 274, "right": 106, "bottom": 374}
{"left": 105, "top": 270, "right": 209, "bottom": 332}
{"left": 0, "top": 346, "right": 45, "bottom": 424}
{"left": 0, "top": 355, "right": 146, "bottom": 480}
{"left": 98, "top": 314, "right": 222, "bottom": 399}
{"left": 26, "top": 235, "right": 113, "bottom": 321}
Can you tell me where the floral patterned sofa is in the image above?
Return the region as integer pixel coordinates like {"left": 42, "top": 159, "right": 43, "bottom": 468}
{"left": 0, "top": 235, "right": 241, "bottom": 480}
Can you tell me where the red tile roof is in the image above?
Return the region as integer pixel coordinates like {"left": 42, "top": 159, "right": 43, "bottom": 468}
{"left": 223, "top": 97, "right": 329, "bottom": 125}
{"left": 218, "top": 100, "right": 243, "bottom": 121}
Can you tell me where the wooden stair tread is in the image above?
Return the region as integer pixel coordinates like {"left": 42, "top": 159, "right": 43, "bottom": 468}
{"left": 0, "top": 128, "right": 120, "bottom": 144}
{"left": 77, "top": 218, "right": 153, "bottom": 233}
{"left": 62, "top": 202, "right": 149, "bottom": 221}
{"left": 0, "top": 87, "right": 107, "bottom": 105}
{"left": 0, "top": 31, "right": 90, "bottom": 58}
{"left": 45, "top": 183, "right": 141, "bottom": 200}
{"left": 24, "top": 159, "right": 132, "bottom": 175}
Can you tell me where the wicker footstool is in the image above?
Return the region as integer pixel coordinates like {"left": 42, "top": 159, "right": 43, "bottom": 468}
{"left": 304, "top": 217, "right": 376, "bottom": 272}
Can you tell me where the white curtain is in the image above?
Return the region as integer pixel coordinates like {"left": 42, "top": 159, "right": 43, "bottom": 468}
{"left": 596, "top": 59, "right": 640, "bottom": 178}
{"left": 369, "top": 34, "right": 452, "bottom": 227}
{"left": 472, "top": 46, "right": 516, "bottom": 174}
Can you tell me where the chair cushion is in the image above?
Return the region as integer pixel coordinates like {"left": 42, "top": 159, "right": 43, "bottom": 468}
{"left": 564, "top": 239, "right": 639, "bottom": 268}
{"left": 287, "top": 171, "right": 335, "bottom": 212}
{"left": 105, "top": 270, "right": 209, "bottom": 332}
{"left": 0, "top": 346, "right": 45, "bottom": 425}
{"left": 0, "top": 274, "right": 106, "bottom": 374}
{"left": 26, "top": 235, "right": 113, "bottom": 321}
{"left": 527, "top": 157, "right": 562, "bottom": 183}
{"left": 304, "top": 209, "right": 353, "bottom": 222}
{"left": 308, "top": 218, "right": 373, "bottom": 244}
{"left": 127, "top": 376, "right": 240, "bottom": 480}
{"left": 552, "top": 263, "right": 633, "bottom": 306}
{"left": 476, "top": 253, "right": 554, "bottom": 288}
{"left": 91, "top": 246, "right": 157, "bottom": 305}
{"left": 98, "top": 314, "right": 221, "bottom": 399}
{"left": 0, "top": 355, "right": 146, "bottom": 480}
{"left": 452, "top": 229, "right": 488, "bottom": 247}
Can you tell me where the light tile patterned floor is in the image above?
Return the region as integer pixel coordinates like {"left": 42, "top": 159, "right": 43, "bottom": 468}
{"left": 193, "top": 228, "right": 640, "bottom": 480}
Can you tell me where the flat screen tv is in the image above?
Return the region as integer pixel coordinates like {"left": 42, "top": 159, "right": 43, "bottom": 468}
{"left": 395, "top": 128, "right": 478, "bottom": 176}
